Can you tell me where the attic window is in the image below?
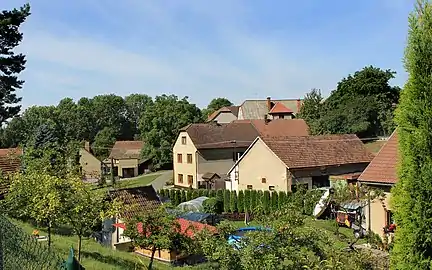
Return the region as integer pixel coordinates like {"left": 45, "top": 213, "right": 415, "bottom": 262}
{"left": 269, "top": 186, "right": 275, "bottom": 191}
{"left": 261, "top": 178, "right": 266, "bottom": 183}
{"left": 247, "top": 185, "right": 253, "bottom": 190}
{"left": 181, "top": 136, "right": 187, "bottom": 145}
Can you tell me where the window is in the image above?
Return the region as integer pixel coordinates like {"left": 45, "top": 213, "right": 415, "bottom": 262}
{"left": 177, "top": 153, "right": 182, "bottom": 163}
{"left": 187, "top": 154, "right": 193, "bottom": 164}
{"left": 178, "top": 174, "right": 183, "bottom": 184}
{"left": 188, "top": 175, "right": 193, "bottom": 185}
{"left": 279, "top": 114, "right": 284, "bottom": 119}
{"left": 386, "top": 210, "right": 394, "bottom": 226}
{"left": 247, "top": 185, "right": 253, "bottom": 190}
{"left": 269, "top": 186, "right": 275, "bottom": 191}
{"left": 181, "top": 136, "right": 187, "bottom": 145}
{"left": 261, "top": 178, "right": 266, "bottom": 183}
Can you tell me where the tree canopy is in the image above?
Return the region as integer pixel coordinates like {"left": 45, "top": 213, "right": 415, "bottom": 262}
{"left": 391, "top": 0, "right": 432, "bottom": 268}
{"left": 0, "top": 4, "right": 30, "bottom": 124}
{"left": 202, "top": 97, "right": 233, "bottom": 119}
{"left": 300, "top": 66, "right": 400, "bottom": 138}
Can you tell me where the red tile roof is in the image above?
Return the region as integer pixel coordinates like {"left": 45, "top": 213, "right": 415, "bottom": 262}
{"left": 358, "top": 130, "right": 398, "bottom": 184}
{"left": 182, "top": 119, "right": 309, "bottom": 150}
{"left": 109, "top": 141, "right": 144, "bottom": 159}
{"left": 262, "top": 134, "right": 374, "bottom": 169}
{"left": 0, "top": 147, "right": 22, "bottom": 174}
{"left": 269, "top": 102, "right": 293, "bottom": 114}
{"left": 113, "top": 218, "right": 216, "bottom": 238}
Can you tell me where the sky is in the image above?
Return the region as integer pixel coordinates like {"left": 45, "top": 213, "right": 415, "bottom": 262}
{"left": 3, "top": 0, "right": 414, "bottom": 109}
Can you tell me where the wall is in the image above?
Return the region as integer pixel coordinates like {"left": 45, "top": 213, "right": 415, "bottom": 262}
{"left": 290, "top": 163, "right": 369, "bottom": 178}
{"left": 214, "top": 112, "right": 237, "bottom": 124}
{"left": 173, "top": 131, "right": 198, "bottom": 188}
{"left": 236, "top": 139, "right": 288, "bottom": 192}
{"left": 226, "top": 164, "right": 239, "bottom": 191}
{"left": 363, "top": 184, "right": 393, "bottom": 238}
{"left": 117, "top": 159, "right": 139, "bottom": 177}
{"left": 79, "top": 148, "right": 102, "bottom": 180}
{"left": 197, "top": 148, "right": 247, "bottom": 186}
{"left": 111, "top": 218, "right": 131, "bottom": 249}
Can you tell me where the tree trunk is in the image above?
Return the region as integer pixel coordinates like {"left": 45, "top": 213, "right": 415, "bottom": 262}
{"left": 78, "top": 235, "right": 82, "bottom": 262}
{"left": 148, "top": 246, "right": 156, "bottom": 270}
{"left": 47, "top": 221, "right": 51, "bottom": 249}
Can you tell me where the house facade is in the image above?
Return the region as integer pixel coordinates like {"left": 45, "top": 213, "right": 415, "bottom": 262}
{"left": 358, "top": 130, "right": 398, "bottom": 238}
{"left": 226, "top": 135, "right": 374, "bottom": 192}
{"left": 109, "top": 141, "right": 151, "bottom": 178}
{"left": 79, "top": 141, "right": 106, "bottom": 182}
{"left": 173, "top": 119, "right": 310, "bottom": 189}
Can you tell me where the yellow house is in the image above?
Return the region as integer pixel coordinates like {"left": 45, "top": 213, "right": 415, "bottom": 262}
{"left": 358, "top": 130, "right": 398, "bottom": 238}
{"left": 79, "top": 141, "right": 105, "bottom": 182}
{"left": 226, "top": 135, "right": 374, "bottom": 192}
{"left": 173, "top": 119, "right": 310, "bottom": 189}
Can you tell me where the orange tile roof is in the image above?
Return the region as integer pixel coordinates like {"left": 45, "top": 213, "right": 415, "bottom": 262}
{"left": 249, "top": 119, "right": 309, "bottom": 137}
{"left": 0, "top": 147, "right": 22, "bottom": 174}
{"left": 358, "top": 130, "right": 398, "bottom": 184}
{"left": 262, "top": 134, "right": 374, "bottom": 169}
{"left": 268, "top": 102, "right": 293, "bottom": 114}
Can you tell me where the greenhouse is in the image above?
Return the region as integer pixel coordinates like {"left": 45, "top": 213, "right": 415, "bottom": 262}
{"left": 177, "top": 196, "right": 209, "bottom": 212}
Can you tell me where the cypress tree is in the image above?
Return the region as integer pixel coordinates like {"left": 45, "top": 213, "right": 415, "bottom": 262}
{"left": 201, "top": 189, "right": 209, "bottom": 197}
{"left": 192, "top": 190, "right": 199, "bottom": 199}
{"left": 173, "top": 190, "right": 180, "bottom": 206}
{"left": 278, "top": 191, "right": 286, "bottom": 209}
{"left": 159, "top": 189, "right": 165, "bottom": 198}
{"left": 263, "top": 191, "right": 270, "bottom": 214}
{"left": 223, "top": 190, "right": 231, "bottom": 213}
{"left": 209, "top": 190, "right": 216, "bottom": 198}
{"left": 392, "top": 1, "right": 432, "bottom": 267}
{"left": 216, "top": 189, "right": 223, "bottom": 202}
{"left": 271, "top": 191, "right": 278, "bottom": 212}
{"left": 230, "top": 191, "right": 237, "bottom": 213}
{"left": 238, "top": 190, "right": 245, "bottom": 213}
{"left": 169, "top": 189, "right": 175, "bottom": 201}
{"left": 180, "top": 190, "right": 187, "bottom": 203}
{"left": 186, "top": 190, "right": 193, "bottom": 201}
{"left": 250, "top": 190, "right": 257, "bottom": 212}
{"left": 244, "top": 190, "right": 251, "bottom": 212}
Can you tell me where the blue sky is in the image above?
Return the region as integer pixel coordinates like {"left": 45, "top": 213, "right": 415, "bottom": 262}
{"left": 3, "top": 0, "right": 414, "bottom": 109}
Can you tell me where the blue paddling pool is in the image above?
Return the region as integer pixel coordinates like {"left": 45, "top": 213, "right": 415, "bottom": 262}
{"left": 227, "top": 227, "right": 272, "bottom": 249}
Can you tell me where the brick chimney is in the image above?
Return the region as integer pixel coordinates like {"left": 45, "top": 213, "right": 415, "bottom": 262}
{"left": 266, "top": 97, "right": 271, "bottom": 112}
{"left": 296, "top": 99, "right": 302, "bottom": 113}
{"left": 84, "top": 141, "right": 90, "bottom": 152}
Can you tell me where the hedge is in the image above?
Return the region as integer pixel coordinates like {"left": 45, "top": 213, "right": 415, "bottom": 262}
{"left": 158, "top": 188, "right": 322, "bottom": 214}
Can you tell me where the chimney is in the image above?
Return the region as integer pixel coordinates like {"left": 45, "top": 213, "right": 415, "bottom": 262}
{"left": 84, "top": 141, "right": 90, "bottom": 152}
{"left": 296, "top": 99, "right": 301, "bottom": 113}
{"left": 266, "top": 97, "right": 271, "bottom": 112}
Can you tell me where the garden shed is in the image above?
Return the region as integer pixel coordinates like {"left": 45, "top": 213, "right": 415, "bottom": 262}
{"left": 177, "top": 196, "right": 209, "bottom": 212}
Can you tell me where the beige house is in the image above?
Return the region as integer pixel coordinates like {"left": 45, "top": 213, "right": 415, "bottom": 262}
{"left": 226, "top": 135, "right": 374, "bottom": 192}
{"left": 109, "top": 141, "right": 151, "bottom": 178}
{"left": 206, "top": 97, "right": 302, "bottom": 124}
{"left": 173, "top": 119, "right": 310, "bottom": 189}
{"left": 79, "top": 141, "right": 106, "bottom": 182}
{"left": 358, "top": 130, "right": 398, "bottom": 238}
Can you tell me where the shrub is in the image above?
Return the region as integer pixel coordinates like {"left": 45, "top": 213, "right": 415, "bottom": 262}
{"left": 169, "top": 189, "right": 175, "bottom": 201}
{"left": 250, "top": 190, "right": 257, "bottom": 212}
{"left": 192, "top": 190, "right": 200, "bottom": 199}
{"left": 186, "top": 190, "right": 193, "bottom": 201}
{"left": 278, "top": 191, "right": 286, "bottom": 209}
{"left": 201, "top": 189, "right": 209, "bottom": 197}
{"left": 203, "top": 197, "right": 223, "bottom": 214}
{"left": 173, "top": 190, "right": 180, "bottom": 206}
{"left": 159, "top": 189, "right": 166, "bottom": 198}
{"left": 209, "top": 190, "right": 216, "bottom": 198}
{"left": 230, "top": 191, "right": 237, "bottom": 213}
{"left": 216, "top": 190, "right": 223, "bottom": 202}
{"left": 237, "top": 190, "right": 245, "bottom": 213}
{"left": 263, "top": 191, "right": 270, "bottom": 214}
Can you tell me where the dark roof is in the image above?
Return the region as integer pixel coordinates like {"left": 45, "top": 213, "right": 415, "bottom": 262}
{"left": 201, "top": 172, "right": 221, "bottom": 180}
{"left": 358, "top": 130, "right": 398, "bottom": 184}
{"left": 262, "top": 134, "right": 374, "bottom": 169}
{"left": 239, "top": 99, "right": 302, "bottom": 119}
{"left": 109, "top": 186, "right": 161, "bottom": 219}
{"left": 269, "top": 102, "right": 293, "bottom": 114}
{"left": 109, "top": 141, "right": 144, "bottom": 159}
{"left": 0, "top": 148, "right": 22, "bottom": 174}
{"left": 181, "top": 122, "right": 259, "bottom": 149}
{"left": 182, "top": 119, "right": 309, "bottom": 150}
{"left": 206, "top": 106, "right": 239, "bottom": 122}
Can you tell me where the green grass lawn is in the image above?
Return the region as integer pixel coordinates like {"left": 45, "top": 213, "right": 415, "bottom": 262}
{"left": 116, "top": 174, "right": 161, "bottom": 189}
{"left": 364, "top": 140, "right": 386, "bottom": 155}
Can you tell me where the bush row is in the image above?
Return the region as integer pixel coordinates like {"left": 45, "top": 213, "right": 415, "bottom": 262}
{"left": 158, "top": 187, "right": 323, "bottom": 215}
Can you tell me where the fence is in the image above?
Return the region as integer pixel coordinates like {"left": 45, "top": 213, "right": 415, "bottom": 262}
{"left": 0, "top": 214, "right": 66, "bottom": 270}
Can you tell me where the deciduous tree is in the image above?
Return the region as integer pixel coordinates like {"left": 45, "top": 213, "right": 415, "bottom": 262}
{"left": 202, "top": 97, "right": 233, "bottom": 119}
